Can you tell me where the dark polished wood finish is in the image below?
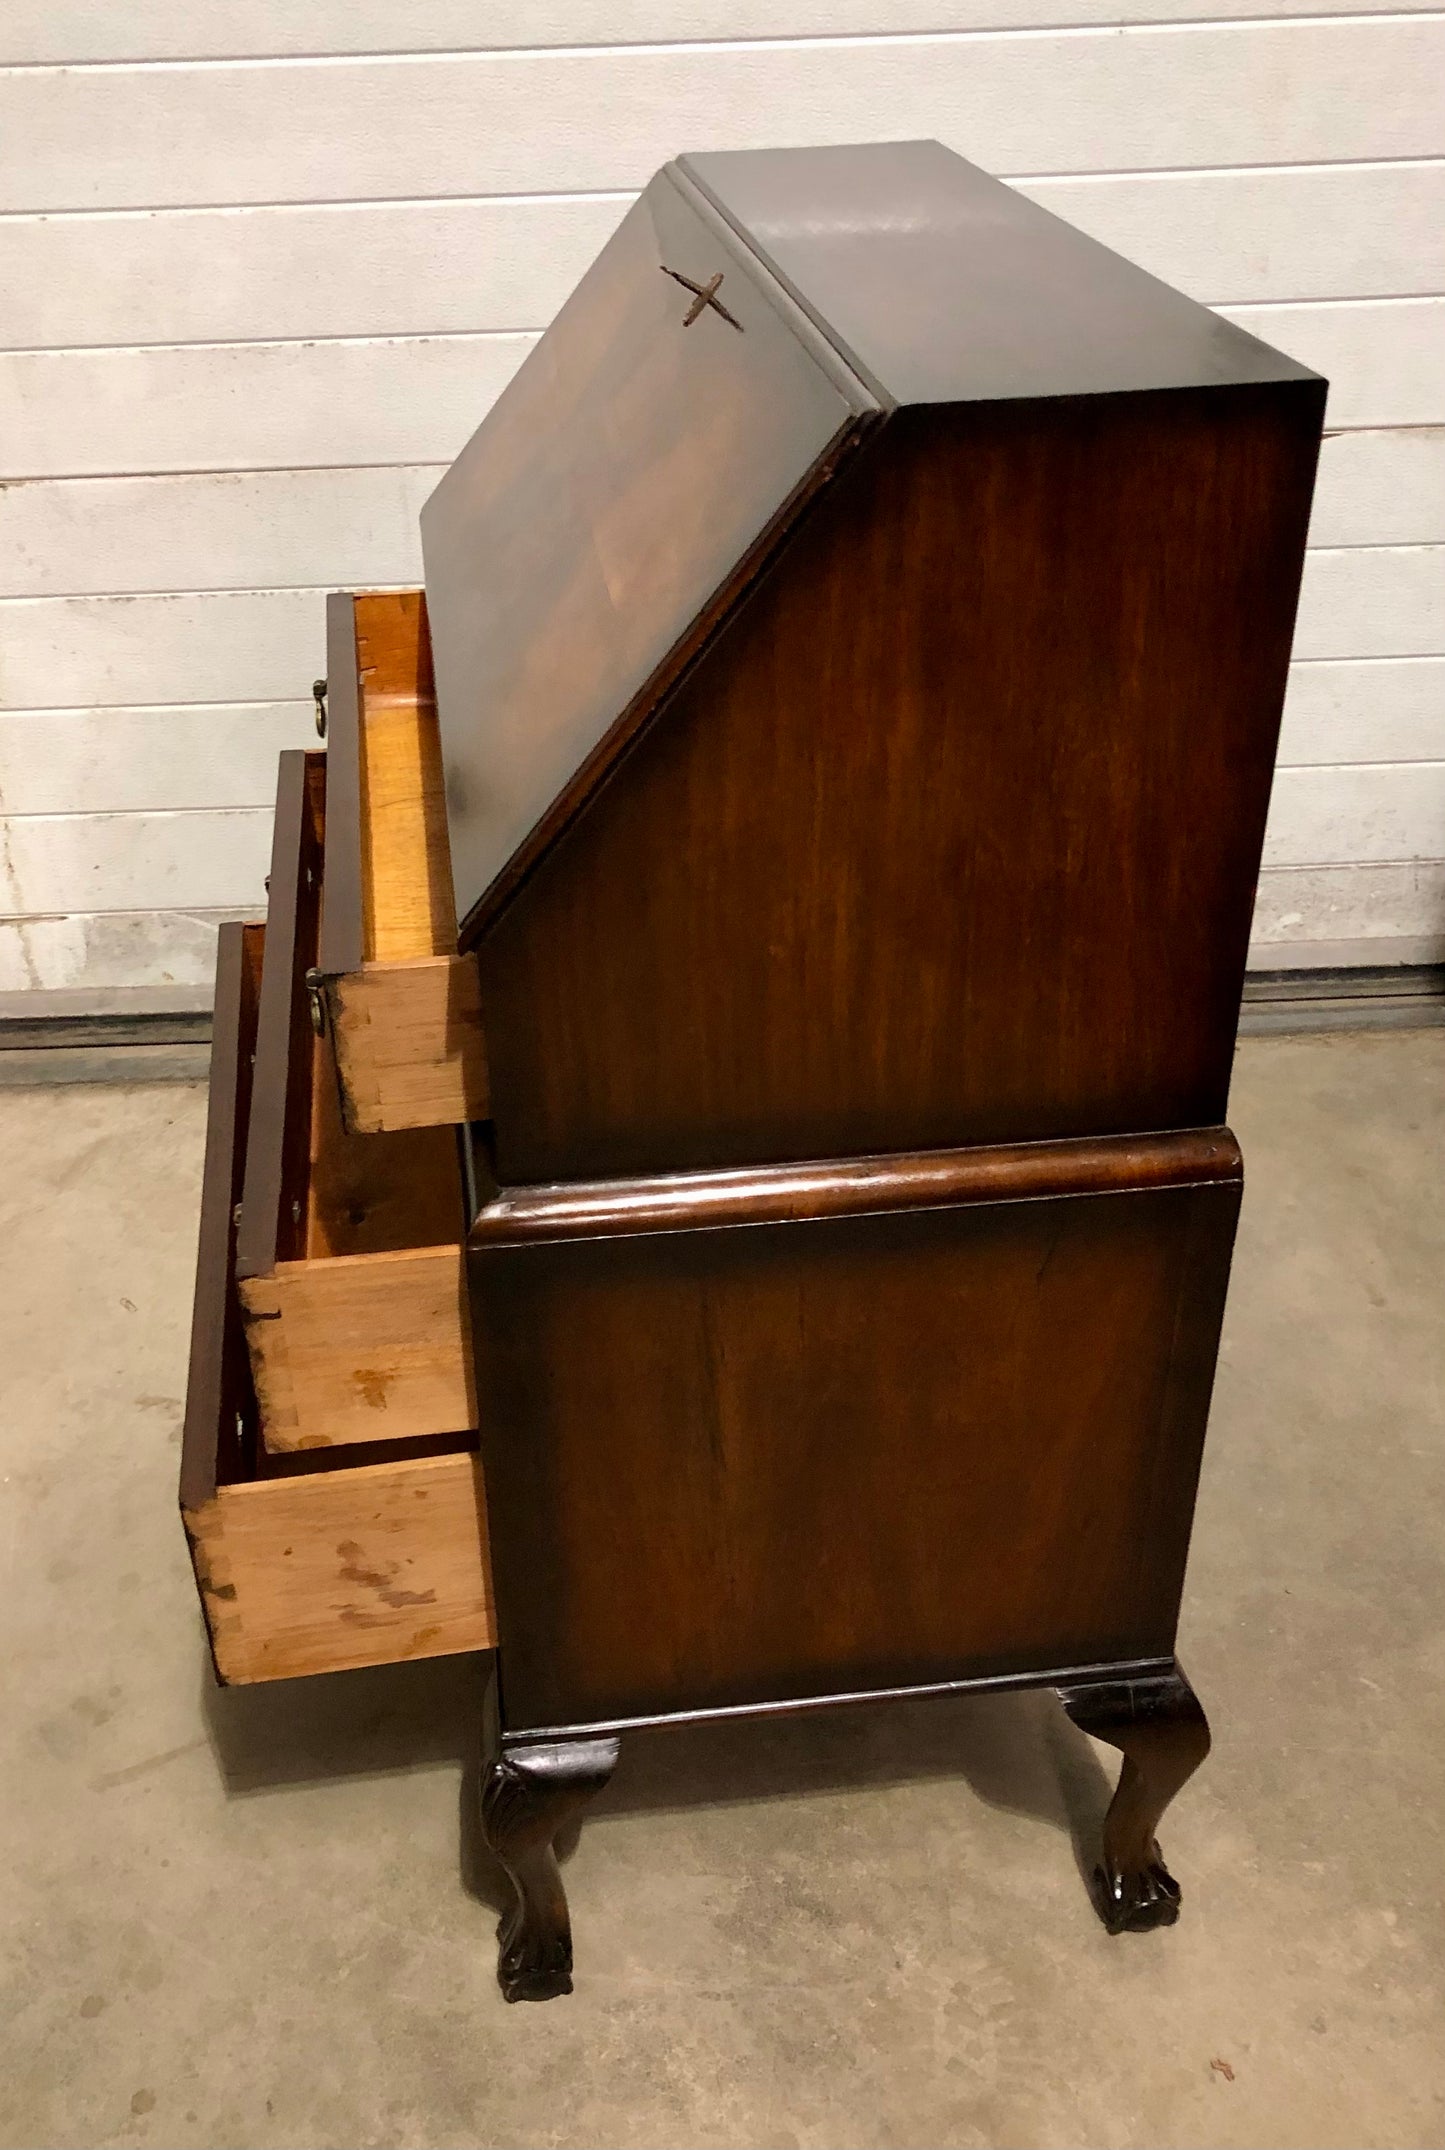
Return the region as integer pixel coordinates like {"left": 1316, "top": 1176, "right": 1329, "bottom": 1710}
{"left": 235, "top": 751, "right": 322, "bottom": 1279}
{"left": 471, "top": 1136, "right": 1241, "bottom": 1738}
{"left": 480, "top": 1671, "right": 619, "bottom": 2003}
{"left": 1057, "top": 1662, "right": 1212, "bottom": 1933}
{"left": 422, "top": 141, "right": 1323, "bottom": 1182}
{"left": 181, "top": 141, "right": 1323, "bottom": 1988}
{"left": 684, "top": 139, "right": 1313, "bottom": 406}
{"left": 422, "top": 164, "right": 875, "bottom": 933}
{"left": 180, "top": 920, "right": 264, "bottom": 1519}
{"left": 471, "top": 1126, "right": 1241, "bottom": 1248}
{"left": 474, "top": 383, "right": 1321, "bottom": 1182}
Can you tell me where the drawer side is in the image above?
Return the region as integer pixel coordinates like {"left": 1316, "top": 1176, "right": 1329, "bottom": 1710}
{"left": 181, "top": 918, "right": 494, "bottom": 1682}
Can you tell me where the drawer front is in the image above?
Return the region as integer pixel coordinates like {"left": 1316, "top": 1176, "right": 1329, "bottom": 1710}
{"left": 181, "top": 921, "right": 495, "bottom": 1684}
{"left": 235, "top": 753, "right": 477, "bottom": 1454}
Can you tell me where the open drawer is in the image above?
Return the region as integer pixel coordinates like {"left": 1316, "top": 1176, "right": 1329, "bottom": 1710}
{"left": 235, "top": 751, "right": 478, "bottom": 1454}
{"left": 311, "top": 588, "right": 489, "bottom": 1133}
{"left": 180, "top": 920, "right": 495, "bottom": 1685}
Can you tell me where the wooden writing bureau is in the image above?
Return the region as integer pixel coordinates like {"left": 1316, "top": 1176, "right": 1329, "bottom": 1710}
{"left": 181, "top": 141, "right": 1324, "bottom": 2001}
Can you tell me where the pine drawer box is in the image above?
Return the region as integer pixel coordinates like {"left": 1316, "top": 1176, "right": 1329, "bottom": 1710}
{"left": 181, "top": 921, "right": 494, "bottom": 1685}
{"left": 308, "top": 587, "right": 489, "bottom": 1137}
{"left": 180, "top": 139, "right": 1325, "bottom": 2003}
{"left": 233, "top": 747, "right": 476, "bottom": 1454}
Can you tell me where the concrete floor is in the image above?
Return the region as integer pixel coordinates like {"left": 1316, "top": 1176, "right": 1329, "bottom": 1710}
{"left": 1, "top": 1029, "right": 1442, "bottom": 2150}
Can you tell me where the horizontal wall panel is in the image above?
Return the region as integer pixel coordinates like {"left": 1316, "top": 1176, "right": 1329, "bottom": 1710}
{"left": 6, "top": 0, "right": 1438, "bottom": 66}
{"left": 0, "top": 907, "right": 236, "bottom": 994}
{"left": 1307, "top": 431, "right": 1445, "bottom": 551}
{"left": 1278, "top": 658, "right": 1445, "bottom": 767}
{"left": 3, "top": 23, "right": 1442, "bottom": 214}
{"left": 6, "top": 166, "right": 1441, "bottom": 356}
{"left": 1264, "top": 764, "right": 1445, "bottom": 868}
{"left": 0, "top": 196, "right": 628, "bottom": 354}
{"left": 11, "top": 333, "right": 1441, "bottom": 510}
{"left": 1028, "top": 163, "right": 1445, "bottom": 310}
{"left": 1251, "top": 860, "right": 1445, "bottom": 950}
{"left": 0, "top": 468, "right": 435, "bottom": 599}
{"left": 0, "top": 590, "right": 334, "bottom": 709}
{"left": 1221, "top": 299, "right": 1445, "bottom": 431}
{"left": 1293, "top": 548, "right": 1445, "bottom": 663}
{"left": 1, "top": 809, "right": 270, "bottom": 914}
{"left": 0, "top": 703, "right": 315, "bottom": 814}
{"left": 3, "top": 338, "right": 532, "bottom": 479}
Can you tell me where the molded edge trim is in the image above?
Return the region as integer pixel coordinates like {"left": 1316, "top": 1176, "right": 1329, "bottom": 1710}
{"left": 500, "top": 1653, "right": 1179, "bottom": 1747}
{"left": 469, "top": 1126, "right": 1243, "bottom": 1251}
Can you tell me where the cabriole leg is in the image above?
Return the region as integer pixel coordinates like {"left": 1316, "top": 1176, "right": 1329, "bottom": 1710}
{"left": 1056, "top": 1662, "right": 1211, "bottom": 1934}
{"left": 479, "top": 1731, "right": 620, "bottom": 2001}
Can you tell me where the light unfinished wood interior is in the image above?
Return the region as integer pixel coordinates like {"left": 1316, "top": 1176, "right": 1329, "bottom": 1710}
{"left": 238, "top": 1014, "right": 476, "bottom": 1454}
{"left": 326, "top": 589, "right": 490, "bottom": 1132}
{"left": 356, "top": 588, "right": 458, "bottom": 963}
{"left": 185, "top": 1449, "right": 496, "bottom": 1684}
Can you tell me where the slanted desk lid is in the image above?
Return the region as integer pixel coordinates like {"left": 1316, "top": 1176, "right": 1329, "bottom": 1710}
{"left": 683, "top": 139, "right": 1320, "bottom": 409}
{"left": 421, "top": 162, "right": 877, "bottom": 943}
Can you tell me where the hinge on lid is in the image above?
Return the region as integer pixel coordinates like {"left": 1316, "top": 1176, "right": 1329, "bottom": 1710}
{"left": 312, "top": 678, "right": 328, "bottom": 738}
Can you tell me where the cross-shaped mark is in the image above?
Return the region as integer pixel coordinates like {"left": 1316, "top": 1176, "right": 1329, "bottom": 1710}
{"left": 661, "top": 266, "right": 744, "bottom": 331}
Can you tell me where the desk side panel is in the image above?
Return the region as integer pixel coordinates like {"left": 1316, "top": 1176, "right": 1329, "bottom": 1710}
{"left": 472, "top": 1162, "right": 1239, "bottom": 1736}
{"left": 477, "top": 381, "right": 1323, "bottom": 1181}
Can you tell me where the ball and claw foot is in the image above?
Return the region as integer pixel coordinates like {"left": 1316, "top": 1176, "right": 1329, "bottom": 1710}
{"left": 479, "top": 1733, "right": 620, "bottom": 2004}
{"left": 1092, "top": 1841, "right": 1183, "bottom": 1934}
{"left": 1058, "top": 1662, "right": 1210, "bottom": 1938}
{"left": 496, "top": 1903, "right": 576, "bottom": 2004}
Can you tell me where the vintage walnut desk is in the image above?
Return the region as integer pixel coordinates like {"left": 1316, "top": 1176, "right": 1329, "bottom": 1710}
{"left": 181, "top": 140, "right": 1324, "bottom": 2001}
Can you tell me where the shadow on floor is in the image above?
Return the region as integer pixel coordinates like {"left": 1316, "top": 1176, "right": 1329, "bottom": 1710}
{"left": 199, "top": 1645, "right": 1116, "bottom": 1929}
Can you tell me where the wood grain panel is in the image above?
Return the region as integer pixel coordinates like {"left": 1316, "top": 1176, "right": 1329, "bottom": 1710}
{"left": 3, "top": 23, "right": 1440, "bottom": 212}
{"left": 424, "top": 172, "right": 868, "bottom": 930}
{"left": 478, "top": 386, "right": 1322, "bottom": 1178}
{"left": 190, "top": 1449, "right": 494, "bottom": 1683}
{"left": 238, "top": 1246, "right": 476, "bottom": 1454}
{"left": 181, "top": 919, "right": 494, "bottom": 1684}
{"left": 473, "top": 1167, "right": 1240, "bottom": 1732}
